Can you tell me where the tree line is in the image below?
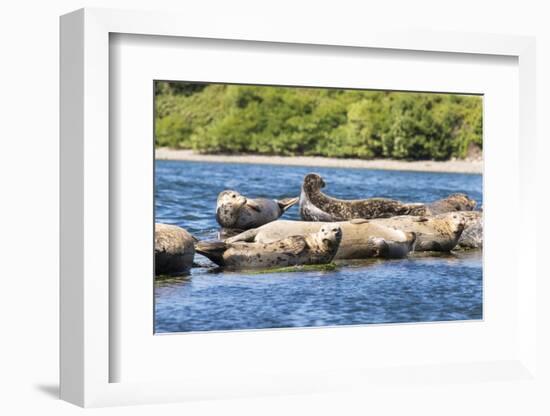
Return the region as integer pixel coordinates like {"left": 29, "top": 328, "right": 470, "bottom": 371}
{"left": 155, "top": 81, "right": 482, "bottom": 161}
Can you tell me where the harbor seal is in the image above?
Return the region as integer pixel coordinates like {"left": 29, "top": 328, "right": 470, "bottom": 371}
{"left": 426, "top": 194, "right": 477, "bottom": 215}
{"left": 299, "top": 173, "right": 476, "bottom": 221}
{"left": 370, "top": 212, "right": 466, "bottom": 252}
{"left": 226, "top": 219, "right": 416, "bottom": 260}
{"left": 216, "top": 190, "right": 298, "bottom": 230}
{"left": 155, "top": 223, "right": 196, "bottom": 276}
{"left": 195, "top": 223, "right": 342, "bottom": 269}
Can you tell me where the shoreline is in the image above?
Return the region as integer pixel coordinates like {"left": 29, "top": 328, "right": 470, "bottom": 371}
{"left": 155, "top": 148, "right": 483, "bottom": 174}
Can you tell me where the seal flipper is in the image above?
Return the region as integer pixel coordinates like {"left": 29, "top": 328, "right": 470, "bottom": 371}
{"left": 195, "top": 240, "right": 227, "bottom": 266}
{"left": 225, "top": 228, "right": 259, "bottom": 244}
{"left": 277, "top": 197, "right": 299, "bottom": 213}
{"left": 350, "top": 218, "right": 369, "bottom": 225}
{"left": 218, "top": 227, "right": 244, "bottom": 240}
{"left": 246, "top": 199, "right": 262, "bottom": 212}
{"left": 281, "top": 235, "right": 308, "bottom": 256}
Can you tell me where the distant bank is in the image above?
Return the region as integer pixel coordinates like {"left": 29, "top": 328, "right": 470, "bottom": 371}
{"left": 155, "top": 148, "right": 483, "bottom": 175}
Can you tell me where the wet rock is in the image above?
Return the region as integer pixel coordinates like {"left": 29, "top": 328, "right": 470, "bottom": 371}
{"left": 155, "top": 223, "right": 195, "bottom": 276}
{"left": 455, "top": 211, "right": 483, "bottom": 249}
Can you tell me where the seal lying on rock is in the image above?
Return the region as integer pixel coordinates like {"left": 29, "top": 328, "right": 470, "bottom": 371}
{"left": 216, "top": 190, "right": 298, "bottom": 230}
{"left": 155, "top": 223, "right": 196, "bottom": 276}
{"left": 370, "top": 212, "right": 466, "bottom": 252}
{"left": 226, "top": 219, "right": 416, "bottom": 259}
{"left": 299, "top": 173, "right": 476, "bottom": 221}
{"left": 195, "top": 224, "right": 342, "bottom": 269}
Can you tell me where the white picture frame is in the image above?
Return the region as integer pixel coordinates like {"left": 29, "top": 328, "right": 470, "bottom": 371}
{"left": 60, "top": 7, "right": 538, "bottom": 408}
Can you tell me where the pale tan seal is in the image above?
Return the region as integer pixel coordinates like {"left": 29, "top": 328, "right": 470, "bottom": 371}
{"left": 195, "top": 223, "right": 342, "bottom": 269}
{"left": 226, "top": 219, "right": 416, "bottom": 260}
{"left": 370, "top": 212, "right": 467, "bottom": 252}
{"left": 216, "top": 190, "right": 298, "bottom": 230}
{"left": 155, "top": 223, "right": 196, "bottom": 276}
{"left": 299, "top": 173, "right": 476, "bottom": 221}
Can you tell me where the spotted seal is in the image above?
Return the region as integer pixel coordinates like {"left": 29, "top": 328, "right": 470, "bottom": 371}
{"left": 155, "top": 223, "right": 196, "bottom": 276}
{"left": 299, "top": 173, "right": 476, "bottom": 221}
{"left": 426, "top": 194, "right": 477, "bottom": 215}
{"left": 370, "top": 212, "right": 467, "bottom": 252}
{"left": 226, "top": 219, "right": 416, "bottom": 259}
{"left": 216, "top": 190, "right": 298, "bottom": 230}
{"left": 195, "top": 223, "right": 342, "bottom": 269}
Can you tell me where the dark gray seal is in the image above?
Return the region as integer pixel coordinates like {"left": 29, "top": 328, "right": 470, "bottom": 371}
{"left": 299, "top": 173, "right": 476, "bottom": 221}
{"left": 155, "top": 223, "right": 195, "bottom": 276}
{"left": 195, "top": 224, "right": 342, "bottom": 269}
{"left": 216, "top": 190, "right": 298, "bottom": 230}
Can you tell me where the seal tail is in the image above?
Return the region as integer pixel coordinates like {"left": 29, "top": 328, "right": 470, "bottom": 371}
{"left": 195, "top": 240, "right": 227, "bottom": 266}
{"left": 277, "top": 197, "right": 299, "bottom": 212}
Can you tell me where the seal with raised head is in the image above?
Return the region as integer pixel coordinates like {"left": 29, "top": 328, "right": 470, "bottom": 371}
{"left": 155, "top": 223, "right": 196, "bottom": 276}
{"left": 216, "top": 190, "right": 298, "bottom": 230}
{"left": 195, "top": 223, "right": 342, "bottom": 269}
{"left": 299, "top": 173, "right": 476, "bottom": 221}
{"left": 226, "top": 219, "right": 416, "bottom": 259}
{"left": 370, "top": 212, "right": 467, "bottom": 252}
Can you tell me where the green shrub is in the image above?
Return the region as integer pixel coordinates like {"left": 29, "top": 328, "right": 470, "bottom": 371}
{"left": 154, "top": 81, "right": 482, "bottom": 160}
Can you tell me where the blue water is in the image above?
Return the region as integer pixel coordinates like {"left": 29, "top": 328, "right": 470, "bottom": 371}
{"left": 155, "top": 160, "right": 483, "bottom": 333}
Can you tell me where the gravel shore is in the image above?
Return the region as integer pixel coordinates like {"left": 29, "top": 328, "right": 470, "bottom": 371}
{"left": 155, "top": 148, "right": 483, "bottom": 174}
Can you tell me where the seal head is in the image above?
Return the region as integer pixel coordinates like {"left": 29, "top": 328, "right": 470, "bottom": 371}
{"left": 216, "top": 190, "right": 250, "bottom": 227}
{"left": 316, "top": 223, "right": 343, "bottom": 252}
{"left": 303, "top": 173, "right": 326, "bottom": 193}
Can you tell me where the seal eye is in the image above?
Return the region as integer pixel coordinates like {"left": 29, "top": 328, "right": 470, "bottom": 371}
{"left": 232, "top": 194, "right": 236, "bottom": 198}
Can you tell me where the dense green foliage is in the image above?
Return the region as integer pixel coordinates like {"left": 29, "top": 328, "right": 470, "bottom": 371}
{"left": 155, "top": 81, "right": 482, "bottom": 160}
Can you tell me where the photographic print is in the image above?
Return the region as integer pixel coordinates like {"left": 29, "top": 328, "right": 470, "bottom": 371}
{"left": 154, "top": 81, "right": 483, "bottom": 333}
